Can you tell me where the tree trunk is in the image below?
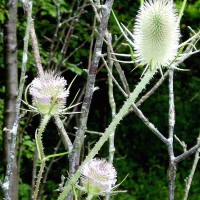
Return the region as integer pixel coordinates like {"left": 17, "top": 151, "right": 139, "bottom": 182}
{"left": 3, "top": 0, "right": 18, "bottom": 199}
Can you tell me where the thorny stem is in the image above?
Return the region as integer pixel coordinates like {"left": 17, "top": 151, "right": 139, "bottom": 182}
{"left": 58, "top": 68, "right": 164, "bottom": 200}
{"left": 183, "top": 134, "right": 200, "bottom": 200}
{"left": 30, "top": 148, "right": 38, "bottom": 199}
{"left": 32, "top": 161, "right": 46, "bottom": 200}
{"left": 168, "top": 67, "right": 176, "bottom": 200}
{"left": 2, "top": 1, "right": 32, "bottom": 199}
{"left": 30, "top": 21, "right": 44, "bottom": 76}
{"left": 33, "top": 114, "right": 50, "bottom": 200}
{"left": 68, "top": 0, "right": 114, "bottom": 191}
{"left": 37, "top": 141, "right": 61, "bottom": 199}
{"left": 38, "top": 92, "right": 84, "bottom": 199}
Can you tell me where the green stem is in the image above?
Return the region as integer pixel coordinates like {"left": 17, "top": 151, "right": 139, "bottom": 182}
{"left": 36, "top": 115, "right": 51, "bottom": 160}
{"left": 57, "top": 68, "right": 157, "bottom": 200}
{"left": 33, "top": 114, "right": 50, "bottom": 200}
{"left": 32, "top": 160, "right": 46, "bottom": 200}
{"left": 178, "top": 0, "right": 187, "bottom": 24}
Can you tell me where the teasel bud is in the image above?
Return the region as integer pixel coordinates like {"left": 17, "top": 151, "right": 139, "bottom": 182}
{"left": 29, "top": 71, "right": 69, "bottom": 116}
{"left": 133, "top": 0, "right": 180, "bottom": 70}
{"left": 81, "top": 158, "right": 117, "bottom": 196}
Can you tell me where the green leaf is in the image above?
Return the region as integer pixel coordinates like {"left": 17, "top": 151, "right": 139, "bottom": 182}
{"left": 44, "top": 151, "right": 69, "bottom": 161}
{"left": 66, "top": 62, "right": 83, "bottom": 75}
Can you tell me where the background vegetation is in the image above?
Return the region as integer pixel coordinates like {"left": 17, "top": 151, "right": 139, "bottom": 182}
{"left": 0, "top": 0, "right": 199, "bottom": 199}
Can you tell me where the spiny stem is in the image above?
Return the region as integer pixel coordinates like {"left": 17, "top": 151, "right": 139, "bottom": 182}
{"left": 36, "top": 115, "right": 51, "bottom": 160}
{"left": 32, "top": 160, "right": 46, "bottom": 200}
{"left": 57, "top": 68, "right": 158, "bottom": 200}
{"left": 33, "top": 114, "right": 50, "bottom": 200}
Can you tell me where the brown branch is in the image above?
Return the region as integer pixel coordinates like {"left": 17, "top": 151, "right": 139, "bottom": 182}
{"left": 67, "top": 2, "right": 115, "bottom": 199}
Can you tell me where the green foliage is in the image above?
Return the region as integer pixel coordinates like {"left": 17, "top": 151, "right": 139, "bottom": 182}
{"left": 19, "top": 183, "right": 31, "bottom": 200}
{"left": 21, "top": 135, "right": 35, "bottom": 159}
{"left": 0, "top": 1, "right": 7, "bottom": 24}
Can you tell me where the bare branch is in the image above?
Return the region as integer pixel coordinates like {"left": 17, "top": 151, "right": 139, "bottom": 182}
{"left": 183, "top": 134, "right": 200, "bottom": 200}
{"left": 168, "top": 67, "right": 176, "bottom": 200}
{"left": 2, "top": 1, "right": 33, "bottom": 199}
{"left": 69, "top": 0, "right": 115, "bottom": 176}
{"left": 174, "top": 134, "right": 187, "bottom": 152}
{"left": 175, "top": 142, "right": 200, "bottom": 163}
{"left": 54, "top": 116, "right": 73, "bottom": 152}
{"left": 106, "top": 33, "right": 116, "bottom": 166}
{"left": 102, "top": 56, "right": 128, "bottom": 97}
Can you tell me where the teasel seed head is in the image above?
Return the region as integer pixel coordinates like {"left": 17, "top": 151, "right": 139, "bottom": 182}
{"left": 81, "top": 158, "right": 117, "bottom": 196}
{"left": 29, "top": 71, "right": 69, "bottom": 116}
{"left": 133, "top": 0, "right": 180, "bottom": 70}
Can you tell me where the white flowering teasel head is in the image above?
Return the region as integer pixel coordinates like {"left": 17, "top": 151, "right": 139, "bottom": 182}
{"left": 29, "top": 71, "right": 69, "bottom": 116}
{"left": 80, "top": 158, "right": 117, "bottom": 196}
{"left": 133, "top": 0, "right": 180, "bottom": 70}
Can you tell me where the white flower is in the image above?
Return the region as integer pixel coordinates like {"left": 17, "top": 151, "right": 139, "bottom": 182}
{"left": 81, "top": 158, "right": 117, "bottom": 196}
{"left": 29, "top": 71, "right": 69, "bottom": 115}
{"left": 133, "top": 0, "right": 180, "bottom": 69}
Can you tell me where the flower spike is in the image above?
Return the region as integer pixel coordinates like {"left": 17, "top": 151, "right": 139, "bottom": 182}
{"left": 80, "top": 158, "right": 117, "bottom": 197}
{"left": 29, "top": 71, "right": 69, "bottom": 116}
{"left": 133, "top": 0, "right": 180, "bottom": 70}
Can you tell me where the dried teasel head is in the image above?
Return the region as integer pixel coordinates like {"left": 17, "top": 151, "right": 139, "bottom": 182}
{"left": 29, "top": 71, "right": 69, "bottom": 116}
{"left": 133, "top": 0, "right": 180, "bottom": 70}
{"left": 80, "top": 158, "right": 117, "bottom": 196}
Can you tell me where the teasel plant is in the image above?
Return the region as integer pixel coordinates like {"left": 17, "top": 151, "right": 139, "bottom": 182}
{"left": 25, "top": 71, "right": 66, "bottom": 200}
{"left": 21, "top": 70, "right": 81, "bottom": 200}
{"left": 18, "top": 2, "right": 81, "bottom": 199}
{"left": 1, "top": 0, "right": 199, "bottom": 200}
{"left": 58, "top": 1, "right": 200, "bottom": 200}
{"left": 111, "top": 0, "right": 200, "bottom": 103}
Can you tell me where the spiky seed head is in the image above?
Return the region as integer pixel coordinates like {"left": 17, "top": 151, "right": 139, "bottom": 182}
{"left": 133, "top": 0, "right": 180, "bottom": 70}
{"left": 29, "top": 71, "right": 69, "bottom": 115}
{"left": 81, "top": 158, "right": 117, "bottom": 196}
